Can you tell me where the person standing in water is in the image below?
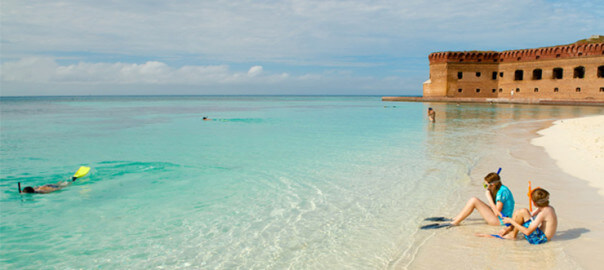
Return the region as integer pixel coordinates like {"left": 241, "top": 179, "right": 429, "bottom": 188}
{"left": 427, "top": 108, "right": 436, "bottom": 122}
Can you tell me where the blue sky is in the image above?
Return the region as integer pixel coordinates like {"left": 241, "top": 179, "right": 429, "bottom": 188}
{"left": 1, "top": 0, "right": 602, "bottom": 96}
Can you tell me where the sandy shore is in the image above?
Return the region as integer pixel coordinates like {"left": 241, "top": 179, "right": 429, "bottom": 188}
{"left": 532, "top": 115, "right": 604, "bottom": 196}
{"left": 404, "top": 113, "right": 604, "bottom": 269}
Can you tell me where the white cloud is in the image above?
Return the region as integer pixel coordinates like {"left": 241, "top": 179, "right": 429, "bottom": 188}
{"left": 1, "top": 0, "right": 601, "bottom": 95}
{"left": 247, "top": 66, "right": 263, "bottom": 77}
{"left": 0, "top": 57, "right": 416, "bottom": 95}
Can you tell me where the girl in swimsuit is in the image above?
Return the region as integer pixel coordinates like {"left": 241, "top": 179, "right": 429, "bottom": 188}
{"left": 450, "top": 172, "right": 515, "bottom": 226}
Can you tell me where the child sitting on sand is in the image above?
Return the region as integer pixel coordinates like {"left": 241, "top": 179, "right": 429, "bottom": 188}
{"left": 422, "top": 172, "right": 515, "bottom": 229}
{"left": 500, "top": 188, "right": 557, "bottom": 244}
{"left": 450, "top": 172, "right": 515, "bottom": 226}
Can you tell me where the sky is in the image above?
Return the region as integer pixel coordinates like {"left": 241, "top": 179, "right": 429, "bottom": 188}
{"left": 1, "top": 0, "right": 602, "bottom": 96}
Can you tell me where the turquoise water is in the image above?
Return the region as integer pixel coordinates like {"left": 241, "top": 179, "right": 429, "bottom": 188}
{"left": 1, "top": 96, "right": 602, "bottom": 269}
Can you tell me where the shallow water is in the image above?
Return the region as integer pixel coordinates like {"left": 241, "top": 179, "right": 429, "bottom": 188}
{"left": 1, "top": 96, "right": 602, "bottom": 269}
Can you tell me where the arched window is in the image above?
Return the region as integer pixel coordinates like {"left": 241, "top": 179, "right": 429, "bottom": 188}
{"left": 492, "top": 71, "right": 497, "bottom": 80}
{"left": 515, "top": 70, "right": 523, "bottom": 80}
{"left": 598, "top": 65, "right": 604, "bottom": 78}
{"left": 458, "top": 89, "right": 462, "bottom": 93}
{"left": 458, "top": 72, "right": 463, "bottom": 79}
{"left": 576, "top": 88, "right": 581, "bottom": 92}
{"left": 574, "top": 66, "right": 585, "bottom": 79}
{"left": 533, "top": 69, "right": 542, "bottom": 80}
{"left": 476, "top": 72, "right": 481, "bottom": 77}
{"left": 553, "top": 68, "right": 563, "bottom": 79}
{"left": 476, "top": 89, "right": 481, "bottom": 93}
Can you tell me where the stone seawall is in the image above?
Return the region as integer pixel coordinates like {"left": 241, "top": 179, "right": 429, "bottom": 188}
{"left": 382, "top": 96, "right": 604, "bottom": 106}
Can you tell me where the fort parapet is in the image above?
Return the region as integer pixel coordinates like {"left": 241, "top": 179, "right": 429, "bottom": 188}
{"left": 385, "top": 38, "right": 604, "bottom": 105}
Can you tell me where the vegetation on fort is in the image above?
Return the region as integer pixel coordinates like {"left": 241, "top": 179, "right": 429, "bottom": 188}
{"left": 574, "top": 35, "right": 604, "bottom": 44}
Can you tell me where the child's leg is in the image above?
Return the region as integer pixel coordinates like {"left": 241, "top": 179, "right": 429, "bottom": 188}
{"left": 506, "top": 208, "right": 531, "bottom": 239}
{"left": 451, "top": 197, "right": 500, "bottom": 226}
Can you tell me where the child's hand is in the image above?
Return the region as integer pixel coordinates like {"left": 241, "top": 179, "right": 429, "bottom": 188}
{"left": 502, "top": 217, "right": 513, "bottom": 224}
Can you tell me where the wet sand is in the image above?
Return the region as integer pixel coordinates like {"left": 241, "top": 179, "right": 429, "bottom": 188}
{"left": 403, "top": 114, "right": 604, "bottom": 269}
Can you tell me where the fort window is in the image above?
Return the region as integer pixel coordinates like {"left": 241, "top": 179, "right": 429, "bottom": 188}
{"left": 476, "top": 89, "right": 481, "bottom": 93}
{"left": 554, "top": 87, "right": 559, "bottom": 92}
{"left": 458, "top": 89, "right": 462, "bottom": 93}
{"left": 532, "top": 69, "right": 542, "bottom": 80}
{"left": 458, "top": 72, "right": 463, "bottom": 79}
{"left": 553, "top": 68, "right": 563, "bottom": 79}
{"left": 517, "top": 57, "right": 521, "bottom": 61}
{"left": 598, "top": 65, "right": 604, "bottom": 78}
{"left": 514, "top": 70, "right": 524, "bottom": 80}
{"left": 536, "top": 55, "right": 540, "bottom": 59}
{"left": 499, "top": 72, "right": 504, "bottom": 77}
{"left": 499, "top": 88, "right": 503, "bottom": 93}
{"left": 492, "top": 71, "right": 497, "bottom": 80}
{"left": 492, "top": 89, "right": 496, "bottom": 93}
{"left": 534, "top": 88, "right": 539, "bottom": 92}
{"left": 476, "top": 72, "right": 481, "bottom": 77}
{"left": 556, "top": 54, "right": 561, "bottom": 58}
{"left": 574, "top": 66, "right": 585, "bottom": 79}
{"left": 600, "top": 87, "right": 604, "bottom": 92}
{"left": 576, "top": 87, "right": 581, "bottom": 92}
{"left": 516, "top": 88, "right": 520, "bottom": 92}
{"left": 578, "top": 52, "right": 583, "bottom": 56}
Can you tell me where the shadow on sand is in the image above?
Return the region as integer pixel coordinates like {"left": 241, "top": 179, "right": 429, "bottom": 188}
{"left": 554, "top": 228, "right": 590, "bottom": 241}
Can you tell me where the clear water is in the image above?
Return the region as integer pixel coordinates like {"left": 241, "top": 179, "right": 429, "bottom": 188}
{"left": 1, "top": 96, "right": 602, "bottom": 269}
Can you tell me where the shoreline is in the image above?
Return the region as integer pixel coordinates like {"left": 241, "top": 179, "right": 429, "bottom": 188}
{"left": 405, "top": 114, "right": 604, "bottom": 269}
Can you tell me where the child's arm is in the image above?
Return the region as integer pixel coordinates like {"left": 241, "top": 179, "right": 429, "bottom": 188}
{"left": 485, "top": 190, "right": 502, "bottom": 217}
{"left": 503, "top": 214, "right": 544, "bottom": 236}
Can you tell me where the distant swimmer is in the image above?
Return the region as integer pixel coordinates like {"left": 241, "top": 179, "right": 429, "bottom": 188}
{"left": 427, "top": 108, "right": 436, "bottom": 122}
{"left": 19, "top": 166, "right": 90, "bottom": 194}
{"left": 494, "top": 188, "right": 557, "bottom": 244}
{"left": 203, "top": 117, "right": 212, "bottom": 121}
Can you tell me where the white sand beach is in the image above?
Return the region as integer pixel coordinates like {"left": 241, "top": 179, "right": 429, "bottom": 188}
{"left": 532, "top": 115, "right": 604, "bottom": 196}
{"left": 405, "top": 113, "right": 604, "bottom": 270}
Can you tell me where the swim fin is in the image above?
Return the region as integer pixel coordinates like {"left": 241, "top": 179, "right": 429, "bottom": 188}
{"left": 424, "top": 217, "right": 452, "bottom": 222}
{"left": 420, "top": 223, "right": 452, "bottom": 230}
{"left": 73, "top": 166, "right": 91, "bottom": 180}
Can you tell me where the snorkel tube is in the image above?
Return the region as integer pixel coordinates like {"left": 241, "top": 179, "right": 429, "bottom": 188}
{"left": 527, "top": 181, "right": 541, "bottom": 212}
{"left": 18, "top": 182, "right": 21, "bottom": 193}
{"left": 497, "top": 168, "right": 502, "bottom": 175}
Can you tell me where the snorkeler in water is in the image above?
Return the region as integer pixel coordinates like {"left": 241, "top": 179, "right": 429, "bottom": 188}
{"left": 19, "top": 166, "right": 90, "bottom": 194}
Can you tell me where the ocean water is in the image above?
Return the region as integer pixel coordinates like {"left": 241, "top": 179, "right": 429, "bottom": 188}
{"left": 1, "top": 96, "right": 602, "bottom": 269}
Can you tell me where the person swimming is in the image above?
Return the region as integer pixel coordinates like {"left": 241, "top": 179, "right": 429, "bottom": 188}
{"left": 20, "top": 180, "right": 73, "bottom": 194}
{"left": 19, "top": 166, "right": 90, "bottom": 194}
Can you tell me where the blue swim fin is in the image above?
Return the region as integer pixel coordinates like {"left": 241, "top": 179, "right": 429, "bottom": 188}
{"left": 424, "top": 217, "right": 452, "bottom": 222}
{"left": 420, "top": 223, "right": 452, "bottom": 230}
